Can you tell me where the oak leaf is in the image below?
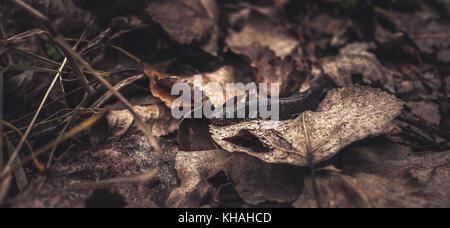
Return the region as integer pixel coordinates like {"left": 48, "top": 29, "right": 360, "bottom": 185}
{"left": 210, "top": 85, "right": 405, "bottom": 166}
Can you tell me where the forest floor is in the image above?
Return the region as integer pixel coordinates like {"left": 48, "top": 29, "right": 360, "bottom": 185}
{"left": 0, "top": 0, "right": 449, "bottom": 208}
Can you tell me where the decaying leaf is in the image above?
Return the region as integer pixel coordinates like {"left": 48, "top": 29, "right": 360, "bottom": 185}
{"left": 165, "top": 150, "right": 231, "bottom": 208}
{"left": 292, "top": 136, "right": 450, "bottom": 208}
{"left": 406, "top": 101, "right": 441, "bottom": 126}
{"left": 106, "top": 104, "right": 179, "bottom": 140}
{"left": 389, "top": 4, "right": 450, "bottom": 56}
{"left": 10, "top": 149, "right": 158, "bottom": 208}
{"left": 231, "top": 43, "right": 309, "bottom": 96}
{"left": 293, "top": 172, "right": 427, "bottom": 208}
{"left": 308, "top": 13, "right": 350, "bottom": 47}
{"left": 336, "top": 137, "right": 450, "bottom": 208}
{"left": 167, "top": 150, "right": 304, "bottom": 207}
{"left": 316, "top": 42, "right": 396, "bottom": 93}
{"left": 210, "top": 85, "right": 405, "bottom": 166}
{"left": 223, "top": 153, "right": 304, "bottom": 205}
{"left": 111, "top": 136, "right": 180, "bottom": 206}
{"left": 178, "top": 118, "right": 217, "bottom": 151}
{"left": 146, "top": 0, "right": 216, "bottom": 44}
{"left": 0, "top": 0, "right": 91, "bottom": 34}
{"left": 199, "top": 0, "right": 220, "bottom": 56}
{"left": 11, "top": 134, "right": 180, "bottom": 208}
{"left": 446, "top": 76, "right": 450, "bottom": 97}
{"left": 226, "top": 10, "right": 299, "bottom": 59}
{"left": 146, "top": 64, "right": 238, "bottom": 108}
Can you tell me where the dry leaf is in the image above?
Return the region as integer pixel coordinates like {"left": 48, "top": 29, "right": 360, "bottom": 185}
{"left": 111, "top": 136, "right": 180, "bottom": 206}
{"left": 147, "top": 65, "right": 238, "bottom": 108}
{"left": 10, "top": 149, "right": 159, "bottom": 208}
{"left": 178, "top": 118, "right": 217, "bottom": 151}
{"left": 438, "top": 49, "right": 450, "bottom": 63}
{"left": 293, "top": 172, "right": 427, "bottom": 208}
{"left": 406, "top": 101, "right": 441, "bottom": 126}
{"left": 231, "top": 43, "right": 309, "bottom": 96}
{"left": 199, "top": 0, "right": 220, "bottom": 56}
{"left": 309, "top": 13, "right": 350, "bottom": 47}
{"left": 316, "top": 42, "right": 396, "bottom": 93}
{"left": 146, "top": 0, "right": 215, "bottom": 44}
{"left": 226, "top": 10, "right": 299, "bottom": 58}
{"left": 391, "top": 7, "right": 450, "bottom": 55}
{"left": 166, "top": 151, "right": 304, "bottom": 207}
{"left": 332, "top": 137, "right": 450, "bottom": 208}
{"left": 0, "top": 0, "right": 91, "bottom": 34}
{"left": 10, "top": 133, "right": 180, "bottom": 208}
{"left": 210, "top": 85, "right": 405, "bottom": 166}
{"left": 446, "top": 76, "right": 450, "bottom": 98}
{"left": 223, "top": 153, "right": 304, "bottom": 205}
{"left": 106, "top": 104, "right": 179, "bottom": 139}
{"left": 165, "top": 150, "right": 231, "bottom": 208}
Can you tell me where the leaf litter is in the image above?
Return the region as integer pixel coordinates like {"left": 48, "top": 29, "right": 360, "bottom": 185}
{"left": 1, "top": 0, "right": 450, "bottom": 208}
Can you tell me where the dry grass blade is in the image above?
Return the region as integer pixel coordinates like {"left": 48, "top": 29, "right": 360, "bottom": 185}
{"left": 110, "top": 45, "right": 143, "bottom": 63}
{"left": 61, "top": 52, "right": 93, "bottom": 94}
{"left": 3, "top": 26, "right": 89, "bottom": 177}
{"left": 91, "top": 74, "right": 145, "bottom": 108}
{"left": 12, "top": 0, "right": 49, "bottom": 23}
{"left": 9, "top": 46, "right": 61, "bottom": 66}
{"left": 0, "top": 175, "right": 11, "bottom": 203}
{"left": 5, "top": 57, "right": 70, "bottom": 172}
{"left": 10, "top": 0, "right": 94, "bottom": 95}
{"left": 0, "top": 0, "right": 163, "bottom": 194}
{"left": 10, "top": 64, "right": 68, "bottom": 74}
{"left": 46, "top": 121, "right": 71, "bottom": 169}
{"left": 0, "top": 29, "right": 48, "bottom": 45}
{"left": 11, "top": 86, "right": 83, "bottom": 124}
{"left": 54, "top": 35, "right": 161, "bottom": 154}
{"left": 7, "top": 48, "right": 110, "bottom": 77}
{"left": 46, "top": 93, "right": 90, "bottom": 169}
{"left": 3, "top": 121, "right": 44, "bottom": 171}
{"left": 0, "top": 111, "right": 106, "bottom": 180}
{"left": 0, "top": 24, "right": 9, "bottom": 191}
{"left": 0, "top": 65, "right": 5, "bottom": 173}
{"left": 4, "top": 136, "right": 28, "bottom": 191}
{"left": 0, "top": 143, "right": 2, "bottom": 171}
